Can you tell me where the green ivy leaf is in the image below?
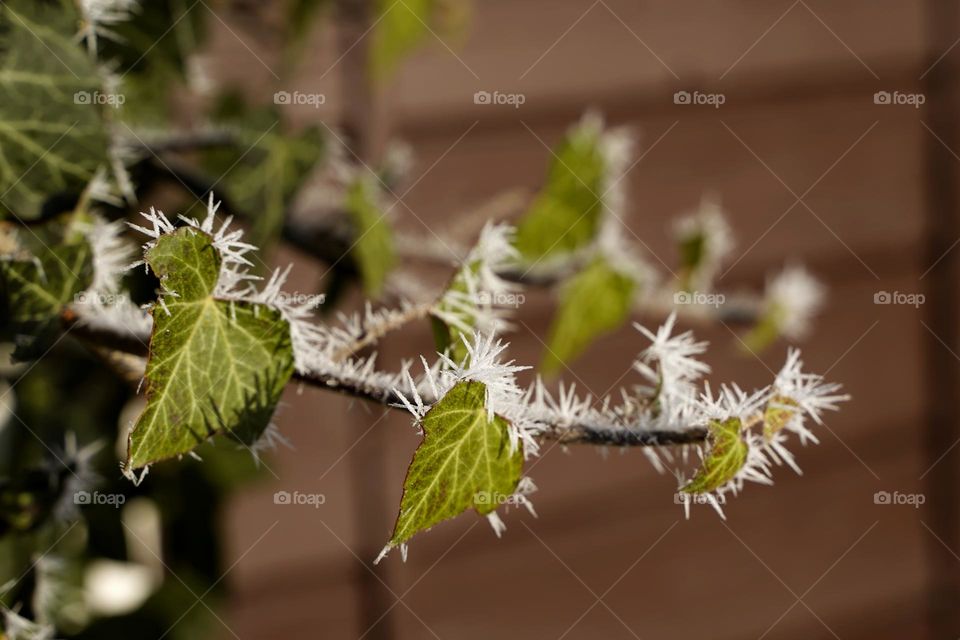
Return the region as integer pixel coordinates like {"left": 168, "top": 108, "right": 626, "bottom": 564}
{"left": 202, "top": 98, "right": 326, "bottom": 249}
{"left": 0, "top": 215, "right": 94, "bottom": 360}
{"left": 740, "top": 305, "right": 786, "bottom": 354}
{"left": 682, "top": 417, "right": 748, "bottom": 494}
{"left": 541, "top": 257, "right": 635, "bottom": 374}
{"left": 0, "top": 0, "right": 111, "bottom": 219}
{"left": 514, "top": 121, "right": 606, "bottom": 262}
{"left": 677, "top": 229, "right": 706, "bottom": 292}
{"left": 343, "top": 177, "right": 395, "bottom": 297}
{"left": 429, "top": 259, "right": 480, "bottom": 364}
{"left": 389, "top": 380, "right": 523, "bottom": 547}
{"left": 125, "top": 227, "right": 294, "bottom": 471}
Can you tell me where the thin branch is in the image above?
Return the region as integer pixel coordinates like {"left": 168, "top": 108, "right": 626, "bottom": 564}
{"left": 62, "top": 310, "right": 710, "bottom": 448}
{"left": 330, "top": 303, "right": 434, "bottom": 362}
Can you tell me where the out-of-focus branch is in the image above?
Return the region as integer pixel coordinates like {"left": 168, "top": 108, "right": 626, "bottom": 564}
{"left": 135, "top": 156, "right": 764, "bottom": 326}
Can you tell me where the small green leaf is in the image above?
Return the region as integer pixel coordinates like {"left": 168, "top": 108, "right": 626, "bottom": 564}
{"left": 389, "top": 380, "right": 523, "bottom": 547}
{"left": 430, "top": 259, "right": 480, "bottom": 364}
{"left": 0, "top": 216, "right": 94, "bottom": 360}
{"left": 682, "top": 417, "right": 748, "bottom": 494}
{"left": 0, "top": 0, "right": 111, "bottom": 219}
{"left": 542, "top": 257, "right": 635, "bottom": 374}
{"left": 343, "top": 177, "right": 395, "bottom": 297}
{"left": 763, "top": 395, "right": 798, "bottom": 440}
{"left": 514, "top": 121, "right": 606, "bottom": 262}
{"left": 676, "top": 230, "right": 705, "bottom": 292}
{"left": 740, "top": 304, "right": 786, "bottom": 354}
{"left": 126, "top": 227, "right": 294, "bottom": 471}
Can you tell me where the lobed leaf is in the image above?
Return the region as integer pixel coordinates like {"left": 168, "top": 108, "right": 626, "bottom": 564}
{"left": 125, "top": 228, "right": 294, "bottom": 471}
{"left": 389, "top": 380, "right": 523, "bottom": 547}
{"left": 541, "top": 257, "right": 635, "bottom": 374}
{"left": 0, "top": 0, "right": 111, "bottom": 219}
{"left": 682, "top": 417, "right": 748, "bottom": 494}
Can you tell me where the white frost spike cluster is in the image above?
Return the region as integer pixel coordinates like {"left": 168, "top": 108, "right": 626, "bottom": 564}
{"left": 673, "top": 194, "right": 734, "bottom": 291}
{"left": 694, "top": 382, "right": 769, "bottom": 424}
{"left": 431, "top": 222, "right": 522, "bottom": 342}
{"left": 129, "top": 196, "right": 264, "bottom": 299}
{"left": 77, "top": 0, "right": 140, "bottom": 55}
{"left": 83, "top": 214, "right": 133, "bottom": 294}
{"left": 597, "top": 213, "right": 657, "bottom": 289}
{"left": 771, "top": 348, "right": 850, "bottom": 444}
{"left": 177, "top": 195, "right": 260, "bottom": 298}
{"left": 73, "top": 214, "right": 153, "bottom": 338}
{"left": 591, "top": 111, "right": 634, "bottom": 232}
{"left": 397, "top": 333, "right": 542, "bottom": 457}
{"left": 633, "top": 312, "right": 710, "bottom": 423}
{"left": 765, "top": 264, "right": 825, "bottom": 339}
{"left": 86, "top": 168, "right": 124, "bottom": 208}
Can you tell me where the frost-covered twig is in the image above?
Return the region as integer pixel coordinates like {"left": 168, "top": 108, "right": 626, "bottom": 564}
{"left": 69, "top": 198, "right": 845, "bottom": 479}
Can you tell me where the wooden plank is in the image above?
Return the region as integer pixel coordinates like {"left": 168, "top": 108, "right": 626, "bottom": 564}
{"left": 385, "top": 0, "right": 924, "bottom": 121}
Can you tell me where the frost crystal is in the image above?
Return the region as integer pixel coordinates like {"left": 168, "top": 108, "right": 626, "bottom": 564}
{"left": 77, "top": 0, "right": 140, "bottom": 55}
{"left": 633, "top": 312, "right": 710, "bottom": 422}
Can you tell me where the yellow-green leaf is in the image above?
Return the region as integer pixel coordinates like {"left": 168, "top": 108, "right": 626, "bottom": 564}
{"left": 389, "top": 380, "right": 523, "bottom": 547}
{"left": 541, "top": 257, "right": 635, "bottom": 374}
{"left": 682, "top": 417, "right": 748, "bottom": 494}
{"left": 429, "top": 259, "right": 480, "bottom": 364}
{"left": 514, "top": 121, "right": 606, "bottom": 262}
{"left": 344, "top": 177, "right": 395, "bottom": 297}
{"left": 125, "top": 228, "right": 294, "bottom": 471}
